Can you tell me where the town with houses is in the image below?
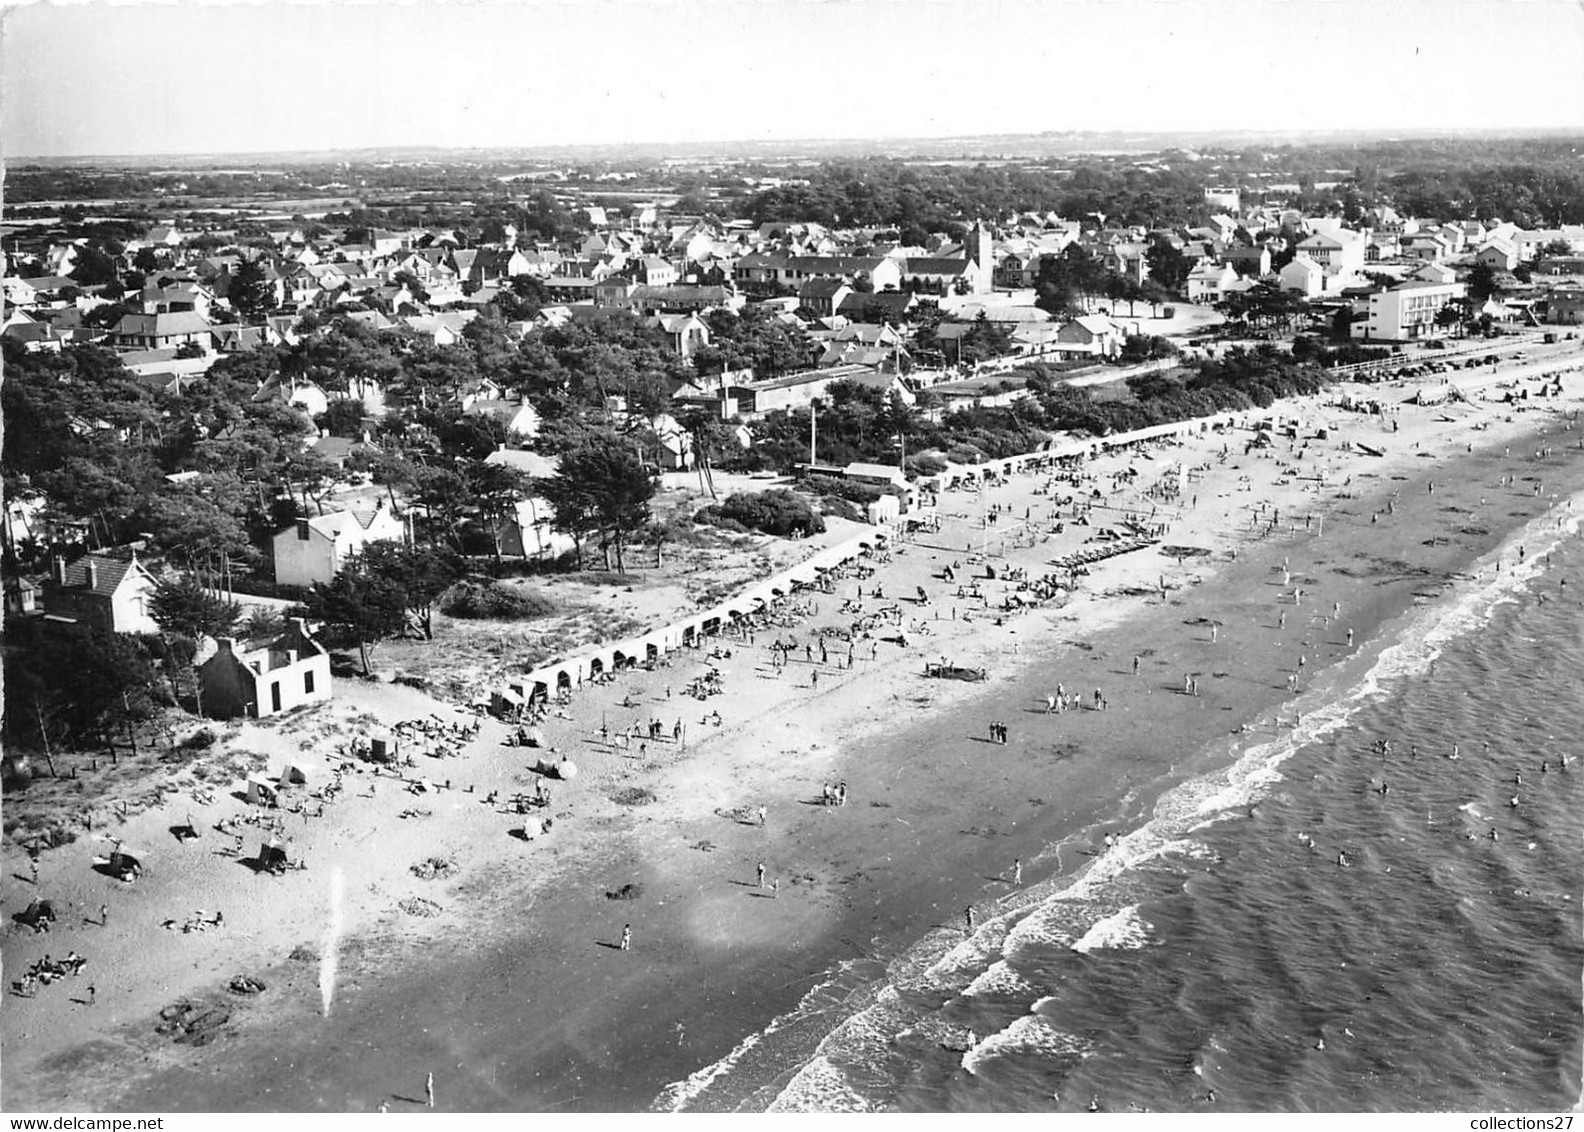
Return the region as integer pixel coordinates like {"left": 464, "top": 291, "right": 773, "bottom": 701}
{"left": 3, "top": 144, "right": 1583, "bottom": 725}
{"left": 5, "top": 147, "right": 1584, "bottom": 720}
{"left": 5, "top": 129, "right": 1584, "bottom": 1115}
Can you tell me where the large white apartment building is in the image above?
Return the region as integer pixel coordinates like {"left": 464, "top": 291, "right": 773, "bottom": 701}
{"left": 1365, "top": 280, "right": 1466, "bottom": 341}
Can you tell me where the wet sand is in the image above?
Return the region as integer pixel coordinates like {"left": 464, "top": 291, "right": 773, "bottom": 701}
{"left": 6, "top": 351, "right": 1584, "bottom": 1113}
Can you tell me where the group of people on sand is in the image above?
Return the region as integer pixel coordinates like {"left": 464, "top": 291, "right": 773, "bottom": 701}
{"left": 11, "top": 951, "right": 87, "bottom": 998}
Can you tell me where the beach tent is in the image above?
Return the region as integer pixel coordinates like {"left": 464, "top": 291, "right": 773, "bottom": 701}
{"left": 277, "top": 762, "right": 312, "bottom": 788}
{"left": 258, "top": 838, "right": 289, "bottom": 873}
{"left": 533, "top": 757, "right": 578, "bottom": 780}
{"left": 368, "top": 733, "right": 397, "bottom": 762}
{"left": 108, "top": 845, "right": 142, "bottom": 879}
{"left": 490, "top": 686, "right": 524, "bottom": 717}
{"left": 245, "top": 775, "right": 279, "bottom": 807}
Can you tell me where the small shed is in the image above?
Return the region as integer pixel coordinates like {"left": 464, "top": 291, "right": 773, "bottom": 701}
{"left": 866, "top": 495, "right": 901, "bottom": 525}
{"left": 245, "top": 774, "right": 279, "bottom": 807}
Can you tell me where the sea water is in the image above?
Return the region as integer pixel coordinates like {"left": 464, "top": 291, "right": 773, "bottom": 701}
{"left": 658, "top": 488, "right": 1584, "bottom": 1113}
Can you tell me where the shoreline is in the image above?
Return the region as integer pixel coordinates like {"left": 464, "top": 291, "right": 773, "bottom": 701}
{"left": 6, "top": 351, "right": 1584, "bottom": 1113}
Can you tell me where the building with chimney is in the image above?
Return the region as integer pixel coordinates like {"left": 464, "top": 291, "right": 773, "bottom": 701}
{"left": 199, "top": 618, "right": 333, "bottom": 718}
{"left": 270, "top": 500, "right": 406, "bottom": 588}
{"left": 41, "top": 553, "right": 159, "bottom": 634}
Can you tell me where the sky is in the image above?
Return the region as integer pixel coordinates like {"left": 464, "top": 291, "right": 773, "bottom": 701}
{"left": 3, "top": 0, "right": 1583, "bottom": 159}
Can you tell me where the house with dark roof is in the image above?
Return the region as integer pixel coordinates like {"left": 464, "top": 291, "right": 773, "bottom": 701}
{"left": 1222, "top": 244, "right": 1272, "bottom": 277}
{"left": 782, "top": 255, "right": 902, "bottom": 293}
{"left": 732, "top": 252, "right": 789, "bottom": 289}
{"left": 798, "top": 278, "right": 852, "bottom": 317}
{"left": 900, "top": 256, "right": 987, "bottom": 294}
{"left": 306, "top": 431, "right": 381, "bottom": 470}
{"left": 645, "top": 312, "right": 711, "bottom": 358}
{"left": 2, "top": 319, "right": 67, "bottom": 353}
{"left": 836, "top": 289, "right": 918, "bottom": 322}
{"left": 628, "top": 284, "right": 742, "bottom": 315}
{"left": 41, "top": 553, "right": 160, "bottom": 634}
{"left": 111, "top": 310, "right": 218, "bottom": 351}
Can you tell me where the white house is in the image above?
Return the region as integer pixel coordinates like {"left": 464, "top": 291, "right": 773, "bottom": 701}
{"left": 645, "top": 312, "right": 711, "bottom": 359}
{"left": 465, "top": 397, "right": 541, "bottom": 439}
{"left": 1055, "top": 314, "right": 1123, "bottom": 357}
{"left": 482, "top": 449, "right": 570, "bottom": 559}
{"left": 271, "top": 500, "right": 406, "bottom": 588}
{"left": 1296, "top": 229, "right": 1365, "bottom": 273}
{"left": 1474, "top": 239, "right": 1519, "bottom": 272}
{"left": 1278, "top": 255, "right": 1327, "bottom": 298}
{"left": 199, "top": 618, "right": 332, "bottom": 719}
{"left": 1187, "top": 262, "right": 1239, "bottom": 303}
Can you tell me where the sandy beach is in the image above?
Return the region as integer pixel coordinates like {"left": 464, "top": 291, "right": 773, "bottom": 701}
{"left": 5, "top": 341, "right": 1584, "bottom": 1113}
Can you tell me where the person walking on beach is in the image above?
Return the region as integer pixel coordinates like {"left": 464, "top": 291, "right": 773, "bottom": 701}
{"left": 1046, "top": 694, "right": 1057, "bottom": 714}
{"left": 620, "top": 924, "right": 632, "bottom": 950}
{"left": 965, "top": 907, "right": 975, "bottom": 933}
{"left": 838, "top": 781, "right": 847, "bottom": 806}
{"left": 425, "top": 1073, "right": 435, "bottom": 1108}
{"left": 757, "top": 805, "right": 767, "bottom": 827}
{"left": 99, "top": 904, "right": 109, "bottom": 927}
{"left": 1133, "top": 655, "right": 1141, "bottom": 677}
{"left": 1012, "top": 859, "right": 1022, "bottom": 885}
{"left": 86, "top": 984, "right": 96, "bottom": 1007}
{"left": 757, "top": 861, "right": 766, "bottom": 888}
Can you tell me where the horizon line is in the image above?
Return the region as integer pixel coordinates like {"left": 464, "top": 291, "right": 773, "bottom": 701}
{"left": 9, "top": 125, "right": 1584, "bottom": 167}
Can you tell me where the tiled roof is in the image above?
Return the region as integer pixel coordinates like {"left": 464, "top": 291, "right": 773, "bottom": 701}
{"left": 903, "top": 258, "right": 971, "bottom": 275}
{"left": 56, "top": 554, "right": 142, "bottom": 596}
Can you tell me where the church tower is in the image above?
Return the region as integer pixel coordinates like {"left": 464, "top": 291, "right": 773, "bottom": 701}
{"left": 968, "top": 221, "right": 994, "bottom": 293}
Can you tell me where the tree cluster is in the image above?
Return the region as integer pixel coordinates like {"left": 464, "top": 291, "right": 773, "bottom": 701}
{"left": 695, "top": 489, "right": 825, "bottom": 538}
